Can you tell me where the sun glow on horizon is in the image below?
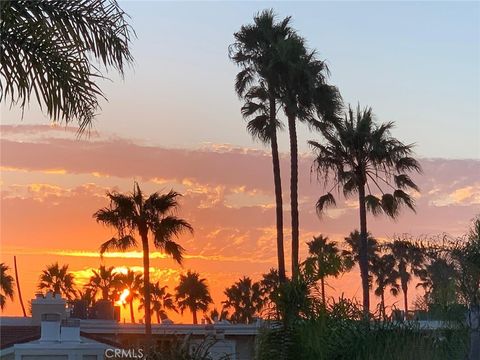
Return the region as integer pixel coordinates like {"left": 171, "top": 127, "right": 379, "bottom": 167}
{"left": 116, "top": 289, "right": 130, "bottom": 306}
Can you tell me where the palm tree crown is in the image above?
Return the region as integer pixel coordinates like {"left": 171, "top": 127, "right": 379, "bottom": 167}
{"left": 175, "top": 271, "right": 212, "bottom": 324}
{"left": 223, "top": 276, "right": 264, "bottom": 324}
{"left": 94, "top": 182, "right": 192, "bottom": 339}
{"left": 86, "top": 265, "right": 120, "bottom": 302}
{"left": 38, "top": 262, "right": 76, "bottom": 300}
{"left": 0, "top": 0, "right": 134, "bottom": 130}
{"left": 230, "top": 9, "right": 296, "bottom": 282}
{"left": 388, "top": 236, "right": 424, "bottom": 317}
{"left": 0, "top": 263, "right": 14, "bottom": 310}
{"left": 116, "top": 269, "right": 143, "bottom": 323}
{"left": 304, "top": 235, "right": 344, "bottom": 306}
{"left": 139, "top": 281, "right": 177, "bottom": 324}
{"left": 310, "top": 105, "right": 421, "bottom": 317}
{"left": 370, "top": 253, "right": 400, "bottom": 320}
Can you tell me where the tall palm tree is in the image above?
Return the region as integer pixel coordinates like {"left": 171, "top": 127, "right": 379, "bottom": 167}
{"left": 116, "top": 270, "right": 143, "bottom": 323}
{"left": 310, "top": 105, "right": 421, "bottom": 317}
{"left": 86, "top": 265, "right": 120, "bottom": 302}
{"left": 223, "top": 277, "right": 264, "bottom": 324}
{"left": 0, "top": 263, "right": 14, "bottom": 310}
{"left": 94, "top": 183, "right": 192, "bottom": 340}
{"left": 304, "top": 235, "right": 344, "bottom": 306}
{"left": 230, "top": 10, "right": 295, "bottom": 282}
{"left": 139, "top": 281, "right": 177, "bottom": 324}
{"left": 370, "top": 253, "right": 400, "bottom": 320}
{"left": 0, "top": 0, "right": 134, "bottom": 130}
{"left": 175, "top": 271, "right": 212, "bottom": 324}
{"left": 38, "top": 262, "right": 76, "bottom": 300}
{"left": 276, "top": 34, "right": 342, "bottom": 278}
{"left": 388, "top": 237, "right": 424, "bottom": 317}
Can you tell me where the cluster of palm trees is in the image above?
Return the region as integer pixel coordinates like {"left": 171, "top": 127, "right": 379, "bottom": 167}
{"left": 231, "top": 10, "right": 422, "bottom": 319}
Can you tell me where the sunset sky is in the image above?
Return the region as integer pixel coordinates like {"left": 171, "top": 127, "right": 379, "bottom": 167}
{"left": 1, "top": 1, "right": 479, "bottom": 323}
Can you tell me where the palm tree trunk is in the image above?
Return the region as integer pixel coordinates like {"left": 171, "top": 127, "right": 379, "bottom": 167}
{"left": 141, "top": 233, "right": 152, "bottom": 344}
{"left": 381, "top": 291, "right": 385, "bottom": 320}
{"left": 269, "top": 93, "right": 286, "bottom": 282}
{"left": 157, "top": 311, "right": 160, "bottom": 324}
{"left": 358, "top": 183, "right": 370, "bottom": 320}
{"left": 287, "top": 113, "right": 300, "bottom": 278}
{"left": 14, "top": 256, "right": 27, "bottom": 317}
{"left": 402, "top": 282, "right": 408, "bottom": 320}
{"left": 129, "top": 299, "right": 135, "bottom": 323}
{"left": 193, "top": 309, "right": 198, "bottom": 324}
{"left": 321, "top": 277, "right": 326, "bottom": 306}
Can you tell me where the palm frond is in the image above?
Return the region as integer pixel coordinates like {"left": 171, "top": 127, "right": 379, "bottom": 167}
{"left": 315, "top": 193, "right": 336, "bottom": 216}
{"left": 100, "top": 235, "right": 137, "bottom": 255}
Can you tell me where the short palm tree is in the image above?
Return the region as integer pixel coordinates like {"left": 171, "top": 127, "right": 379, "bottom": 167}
{"left": 223, "top": 276, "right": 264, "bottom": 324}
{"left": 230, "top": 10, "right": 295, "bottom": 282}
{"left": 343, "top": 230, "right": 379, "bottom": 268}
{"left": 0, "top": 263, "right": 14, "bottom": 310}
{"left": 38, "top": 262, "right": 76, "bottom": 300}
{"left": 116, "top": 270, "right": 143, "bottom": 323}
{"left": 139, "top": 281, "right": 177, "bottom": 324}
{"left": 304, "top": 235, "right": 344, "bottom": 306}
{"left": 94, "top": 183, "right": 192, "bottom": 339}
{"left": 175, "top": 271, "right": 212, "bottom": 324}
{"left": 310, "top": 105, "right": 421, "bottom": 317}
{"left": 370, "top": 253, "right": 400, "bottom": 320}
{"left": 0, "top": 0, "right": 134, "bottom": 130}
{"left": 388, "top": 236, "right": 424, "bottom": 317}
{"left": 86, "top": 265, "right": 120, "bottom": 302}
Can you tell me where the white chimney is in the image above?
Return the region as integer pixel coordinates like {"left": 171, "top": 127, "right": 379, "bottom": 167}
{"left": 61, "top": 319, "right": 81, "bottom": 342}
{"left": 39, "top": 313, "right": 61, "bottom": 342}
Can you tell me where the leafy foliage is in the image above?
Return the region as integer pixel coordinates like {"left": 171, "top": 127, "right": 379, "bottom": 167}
{"left": 38, "top": 262, "right": 76, "bottom": 300}
{"left": 0, "top": 0, "right": 134, "bottom": 130}
{"left": 175, "top": 271, "right": 212, "bottom": 324}
{"left": 0, "top": 263, "right": 14, "bottom": 310}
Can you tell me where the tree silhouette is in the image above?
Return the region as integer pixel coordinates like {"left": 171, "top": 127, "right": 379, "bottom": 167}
{"left": 139, "top": 281, "right": 177, "bottom": 324}
{"left": 370, "top": 253, "right": 399, "bottom": 320}
{"left": 0, "top": 263, "right": 14, "bottom": 310}
{"left": 304, "top": 235, "right": 344, "bottom": 306}
{"left": 38, "top": 262, "right": 76, "bottom": 300}
{"left": 94, "top": 182, "right": 192, "bottom": 340}
{"left": 310, "top": 105, "right": 421, "bottom": 317}
{"left": 0, "top": 0, "right": 134, "bottom": 130}
{"left": 86, "top": 265, "right": 120, "bottom": 302}
{"left": 117, "top": 269, "right": 143, "bottom": 323}
{"left": 223, "top": 276, "right": 264, "bottom": 324}
{"left": 175, "top": 271, "right": 212, "bottom": 324}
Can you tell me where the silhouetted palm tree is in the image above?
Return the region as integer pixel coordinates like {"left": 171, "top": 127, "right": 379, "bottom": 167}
{"left": 38, "top": 262, "right": 76, "bottom": 300}
{"left": 86, "top": 265, "right": 120, "bottom": 302}
{"left": 276, "top": 34, "right": 342, "bottom": 277}
{"left": 370, "top": 254, "right": 400, "bottom": 320}
{"left": 94, "top": 183, "right": 192, "bottom": 339}
{"left": 310, "top": 106, "right": 421, "bottom": 317}
{"left": 388, "top": 236, "right": 424, "bottom": 317}
{"left": 0, "top": 263, "right": 14, "bottom": 310}
{"left": 343, "top": 230, "right": 379, "bottom": 272}
{"left": 206, "top": 307, "right": 230, "bottom": 324}
{"left": 416, "top": 256, "right": 458, "bottom": 308}
{"left": 223, "top": 277, "right": 264, "bottom": 324}
{"left": 139, "top": 281, "right": 177, "bottom": 324}
{"left": 230, "top": 10, "right": 295, "bottom": 282}
{"left": 0, "top": 0, "right": 134, "bottom": 130}
{"left": 75, "top": 288, "right": 96, "bottom": 309}
{"left": 117, "top": 270, "right": 143, "bottom": 323}
{"left": 304, "top": 235, "right": 344, "bottom": 306}
{"left": 175, "top": 271, "right": 212, "bottom": 324}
